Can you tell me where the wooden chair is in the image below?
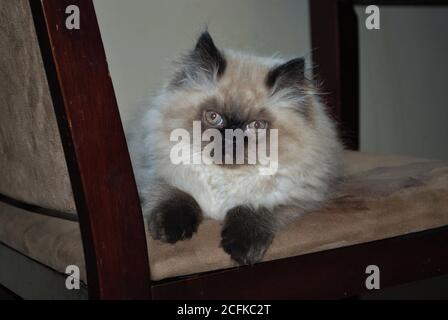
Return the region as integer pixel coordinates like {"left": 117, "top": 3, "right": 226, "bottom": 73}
{"left": 0, "top": 0, "right": 447, "bottom": 300}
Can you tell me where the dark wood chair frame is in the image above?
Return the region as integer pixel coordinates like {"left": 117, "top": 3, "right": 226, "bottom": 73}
{"left": 17, "top": 0, "right": 448, "bottom": 299}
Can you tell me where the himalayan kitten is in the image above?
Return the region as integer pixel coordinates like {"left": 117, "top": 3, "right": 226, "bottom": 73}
{"left": 128, "top": 31, "right": 342, "bottom": 265}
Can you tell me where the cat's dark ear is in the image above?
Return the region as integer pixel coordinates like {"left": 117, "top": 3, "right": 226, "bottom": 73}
{"left": 170, "top": 31, "right": 226, "bottom": 88}
{"left": 192, "top": 31, "right": 227, "bottom": 77}
{"left": 265, "top": 58, "right": 306, "bottom": 91}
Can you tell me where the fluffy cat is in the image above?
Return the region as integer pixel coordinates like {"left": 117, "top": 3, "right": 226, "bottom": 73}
{"left": 127, "top": 31, "right": 342, "bottom": 265}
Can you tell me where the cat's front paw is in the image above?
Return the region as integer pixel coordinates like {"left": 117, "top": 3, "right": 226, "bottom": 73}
{"left": 148, "top": 193, "right": 202, "bottom": 244}
{"left": 220, "top": 206, "right": 275, "bottom": 265}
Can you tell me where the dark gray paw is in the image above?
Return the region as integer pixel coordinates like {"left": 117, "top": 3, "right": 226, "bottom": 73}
{"left": 220, "top": 206, "right": 275, "bottom": 265}
{"left": 148, "top": 191, "right": 202, "bottom": 244}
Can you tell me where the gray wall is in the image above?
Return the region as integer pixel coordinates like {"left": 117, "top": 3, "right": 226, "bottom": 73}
{"left": 94, "top": 1, "right": 448, "bottom": 160}
{"left": 93, "top": 0, "right": 310, "bottom": 127}
{"left": 356, "top": 6, "right": 448, "bottom": 160}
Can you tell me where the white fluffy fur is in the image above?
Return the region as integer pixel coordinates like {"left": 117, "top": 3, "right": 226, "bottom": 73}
{"left": 127, "top": 50, "right": 342, "bottom": 223}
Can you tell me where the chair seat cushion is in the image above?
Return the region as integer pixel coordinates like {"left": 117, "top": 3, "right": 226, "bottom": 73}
{"left": 147, "top": 151, "right": 448, "bottom": 280}
{"left": 1, "top": 151, "right": 447, "bottom": 283}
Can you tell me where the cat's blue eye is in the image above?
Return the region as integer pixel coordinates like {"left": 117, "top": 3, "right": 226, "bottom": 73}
{"left": 246, "top": 120, "right": 268, "bottom": 131}
{"left": 204, "top": 110, "right": 224, "bottom": 128}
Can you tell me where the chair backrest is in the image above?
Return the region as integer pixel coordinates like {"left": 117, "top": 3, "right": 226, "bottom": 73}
{"left": 310, "top": 0, "right": 360, "bottom": 150}
{"left": 0, "top": 0, "right": 76, "bottom": 216}
{"left": 0, "top": 0, "right": 152, "bottom": 299}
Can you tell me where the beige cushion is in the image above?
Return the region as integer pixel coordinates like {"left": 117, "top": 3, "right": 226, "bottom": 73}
{"left": 0, "top": 151, "right": 447, "bottom": 282}
{"left": 0, "top": 0, "right": 76, "bottom": 214}
{"left": 148, "top": 152, "right": 448, "bottom": 280}
{"left": 0, "top": 203, "right": 85, "bottom": 282}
